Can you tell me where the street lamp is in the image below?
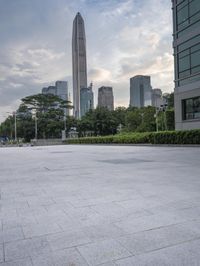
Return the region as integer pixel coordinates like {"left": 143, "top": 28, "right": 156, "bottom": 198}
{"left": 31, "top": 109, "right": 38, "bottom": 140}
{"left": 6, "top": 112, "right": 17, "bottom": 141}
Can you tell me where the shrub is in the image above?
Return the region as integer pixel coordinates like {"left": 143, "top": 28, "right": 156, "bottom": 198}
{"left": 64, "top": 129, "right": 200, "bottom": 145}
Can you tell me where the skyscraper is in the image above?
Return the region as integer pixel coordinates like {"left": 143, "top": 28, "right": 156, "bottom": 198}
{"left": 72, "top": 12, "right": 87, "bottom": 118}
{"left": 80, "top": 83, "right": 94, "bottom": 117}
{"left": 42, "top": 81, "right": 70, "bottom": 115}
{"left": 130, "top": 75, "right": 152, "bottom": 107}
{"left": 98, "top": 86, "right": 114, "bottom": 111}
{"left": 172, "top": 0, "right": 200, "bottom": 129}
{"left": 152, "top": 88, "right": 163, "bottom": 109}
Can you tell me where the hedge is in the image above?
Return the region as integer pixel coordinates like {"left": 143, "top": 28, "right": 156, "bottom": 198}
{"left": 64, "top": 129, "right": 200, "bottom": 145}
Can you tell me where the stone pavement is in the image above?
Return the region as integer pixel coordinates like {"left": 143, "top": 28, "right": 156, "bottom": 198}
{"left": 0, "top": 144, "right": 200, "bottom": 266}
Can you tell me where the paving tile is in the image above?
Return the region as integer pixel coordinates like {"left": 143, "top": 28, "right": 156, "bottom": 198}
{"left": 115, "top": 238, "right": 200, "bottom": 266}
{"left": 117, "top": 220, "right": 200, "bottom": 255}
{"left": 114, "top": 212, "right": 183, "bottom": 234}
{"left": 0, "top": 227, "right": 24, "bottom": 244}
{"left": 47, "top": 230, "right": 91, "bottom": 251}
{"left": 31, "top": 248, "right": 88, "bottom": 266}
{"left": 77, "top": 239, "right": 131, "bottom": 265}
{"left": 0, "top": 244, "right": 3, "bottom": 263}
{"left": 83, "top": 223, "right": 126, "bottom": 241}
{"left": 0, "top": 257, "right": 33, "bottom": 266}
{"left": 22, "top": 223, "right": 62, "bottom": 238}
{"left": 4, "top": 237, "right": 51, "bottom": 261}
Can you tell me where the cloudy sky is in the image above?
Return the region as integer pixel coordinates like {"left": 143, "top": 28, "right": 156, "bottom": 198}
{"left": 0, "top": 0, "right": 173, "bottom": 122}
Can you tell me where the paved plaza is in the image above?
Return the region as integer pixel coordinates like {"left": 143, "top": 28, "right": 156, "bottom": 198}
{"left": 0, "top": 145, "right": 200, "bottom": 265}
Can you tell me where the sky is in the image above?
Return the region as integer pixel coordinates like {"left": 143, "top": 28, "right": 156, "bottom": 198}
{"left": 0, "top": 0, "right": 173, "bottom": 122}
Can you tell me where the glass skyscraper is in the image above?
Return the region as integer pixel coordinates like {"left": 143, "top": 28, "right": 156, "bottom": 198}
{"left": 172, "top": 0, "right": 200, "bottom": 129}
{"left": 80, "top": 84, "right": 94, "bottom": 117}
{"left": 72, "top": 12, "right": 87, "bottom": 119}
{"left": 129, "top": 75, "right": 152, "bottom": 108}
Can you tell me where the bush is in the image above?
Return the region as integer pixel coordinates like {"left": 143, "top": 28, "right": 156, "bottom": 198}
{"left": 64, "top": 129, "right": 200, "bottom": 145}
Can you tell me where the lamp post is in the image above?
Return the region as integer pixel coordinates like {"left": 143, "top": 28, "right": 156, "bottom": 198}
{"left": 31, "top": 109, "right": 38, "bottom": 140}
{"left": 154, "top": 108, "right": 159, "bottom": 132}
{"left": 13, "top": 112, "right": 17, "bottom": 141}
{"left": 6, "top": 112, "right": 17, "bottom": 141}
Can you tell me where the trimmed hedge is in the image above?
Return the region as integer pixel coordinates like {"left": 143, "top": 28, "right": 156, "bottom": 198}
{"left": 64, "top": 129, "right": 200, "bottom": 145}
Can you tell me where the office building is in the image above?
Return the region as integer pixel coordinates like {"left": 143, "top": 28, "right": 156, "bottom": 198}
{"left": 172, "top": 0, "right": 200, "bottom": 129}
{"left": 98, "top": 86, "right": 114, "bottom": 111}
{"left": 152, "top": 88, "right": 163, "bottom": 108}
{"left": 72, "top": 12, "right": 87, "bottom": 118}
{"left": 80, "top": 83, "right": 94, "bottom": 117}
{"left": 42, "top": 81, "right": 70, "bottom": 115}
{"left": 130, "top": 75, "right": 152, "bottom": 107}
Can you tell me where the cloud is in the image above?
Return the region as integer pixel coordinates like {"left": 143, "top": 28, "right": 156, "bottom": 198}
{"left": 0, "top": 0, "right": 174, "bottom": 122}
{"left": 88, "top": 68, "right": 112, "bottom": 82}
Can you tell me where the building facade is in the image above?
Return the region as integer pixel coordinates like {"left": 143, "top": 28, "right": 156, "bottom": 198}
{"left": 172, "top": 0, "right": 200, "bottom": 129}
{"left": 152, "top": 88, "right": 163, "bottom": 108}
{"left": 80, "top": 83, "right": 94, "bottom": 117}
{"left": 98, "top": 86, "right": 114, "bottom": 111}
{"left": 130, "top": 75, "right": 152, "bottom": 107}
{"left": 72, "top": 12, "right": 87, "bottom": 118}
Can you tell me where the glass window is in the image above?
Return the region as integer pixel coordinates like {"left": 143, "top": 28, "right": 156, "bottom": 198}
{"left": 179, "top": 69, "right": 190, "bottom": 78}
{"left": 190, "top": 0, "right": 200, "bottom": 16}
{"left": 191, "top": 43, "right": 200, "bottom": 53}
{"left": 177, "top": 5, "right": 189, "bottom": 24}
{"left": 191, "top": 50, "right": 200, "bottom": 67}
{"left": 183, "top": 96, "right": 200, "bottom": 120}
{"left": 178, "top": 34, "right": 200, "bottom": 52}
{"left": 177, "top": 19, "right": 200, "bottom": 38}
{"left": 179, "top": 55, "right": 190, "bottom": 71}
{"left": 179, "top": 49, "right": 190, "bottom": 58}
{"left": 177, "top": 0, "right": 188, "bottom": 10}
{"left": 191, "top": 65, "right": 200, "bottom": 74}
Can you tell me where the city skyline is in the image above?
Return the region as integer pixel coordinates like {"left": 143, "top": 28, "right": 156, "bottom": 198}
{"left": 0, "top": 0, "right": 173, "bottom": 123}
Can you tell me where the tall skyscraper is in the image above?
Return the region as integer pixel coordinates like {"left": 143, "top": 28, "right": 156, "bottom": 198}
{"left": 80, "top": 83, "right": 94, "bottom": 117}
{"left": 172, "top": 0, "right": 200, "bottom": 130}
{"left": 98, "top": 86, "right": 114, "bottom": 111}
{"left": 130, "top": 75, "right": 152, "bottom": 107}
{"left": 72, "top": 12, "right": 87, "bottom": 118}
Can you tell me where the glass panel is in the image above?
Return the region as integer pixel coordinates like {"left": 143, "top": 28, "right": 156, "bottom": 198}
{"left": 194, "top": 97, "right": 200, "bottom": 112}
{"left": 178, "top": 19, "right": 189, "bottom": 30}
{"left": 177, "top": 0, "right": 187, "bottom": 4}
{"left": 177, "top": 0, "right": 188, "bottom": 10}
{"left": 191, "top": 43, "right": 200, "bottom": 52}
{"left": 190, "top": 0, "right": 200, "bottom": 16}
{"left": 190, "top": 11, "right": 200, "bottom": 24}
{"left": 179, "top": 55, "right": 190, "bottom": 71}
{"left": 179, "top": 69, "right": 190, "bottom": 78}
{"left": 191, "top": 50, "right": 200, "bottom": 67}
{"left": 177, "top": 5, "right": 189, "bottom": 24}
{"left": 186, "top": 98, "right": 193, "bottom": 112}
{"left": 178, "top": 20, "right": 200, "bottom": 38}
{"left": 191, "top": 65, "right": 200, "bottom": 74}
{"left": 178, "top": 34, "right": 200, "bottom": 52}
{"left": 179, "top": 49, "right": 190, "bottom": 58}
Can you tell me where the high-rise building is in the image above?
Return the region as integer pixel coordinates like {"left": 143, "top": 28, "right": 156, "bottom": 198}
{"left": 80, "top": 83, "right": 94, "bottom": 117}
{"left": 42, "top": 81, "right": 70, "bottom": 115}
{"left": 130, "top": 75, "right": 152, "bottom": 107}
{"left": 72, "top": 12, "right": 87, "bottom": 118}
{"left": 172, "top": 0, "right": 200, "bottom": 129}
{"left": 152, "top": 88, "right": 163, "bottom": 108}
{"left": 98, "top": 86, "right": 114, "bottom": 111}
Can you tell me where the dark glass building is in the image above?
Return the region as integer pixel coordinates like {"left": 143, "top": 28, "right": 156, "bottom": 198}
{"left": 172, "top": 0, "right": 200, "bottom": 129}
{"left": 80, "top": 84, "right": 94, "bottom": 117}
